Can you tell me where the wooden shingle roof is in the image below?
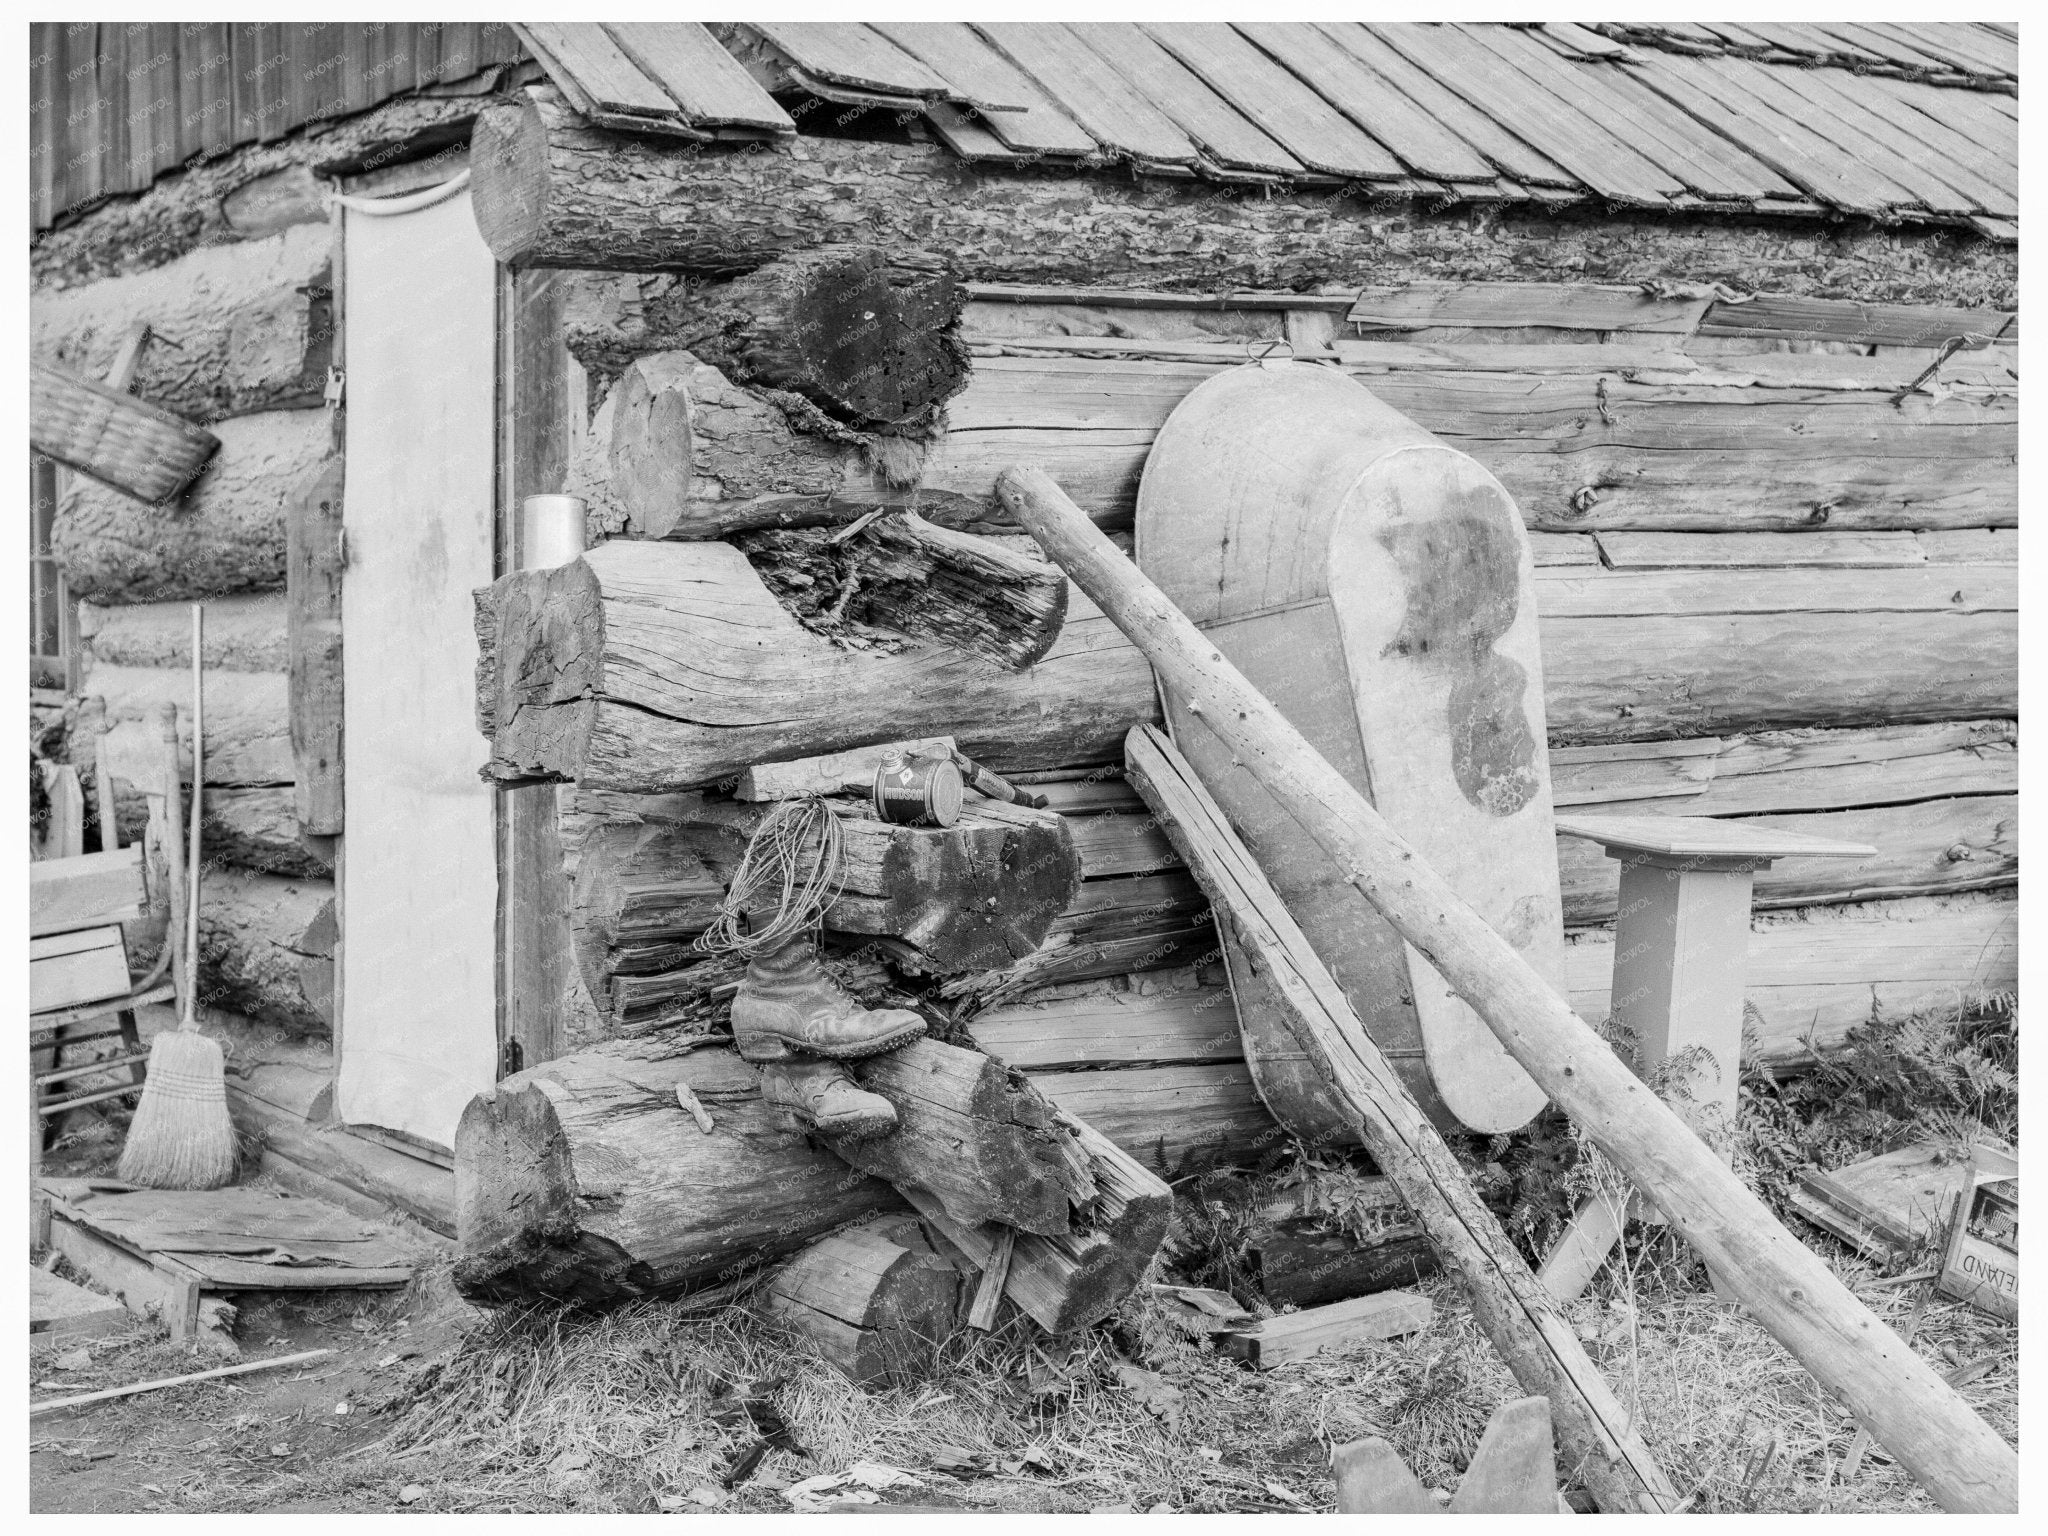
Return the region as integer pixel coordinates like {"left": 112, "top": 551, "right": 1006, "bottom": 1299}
{"left": 516, "top": 21, "right": 2019, "bottom": 240}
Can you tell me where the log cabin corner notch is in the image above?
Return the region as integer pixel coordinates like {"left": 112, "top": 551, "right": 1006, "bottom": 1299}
{"left": 31, "top": 21, "right": 2014, "bottom": 1251}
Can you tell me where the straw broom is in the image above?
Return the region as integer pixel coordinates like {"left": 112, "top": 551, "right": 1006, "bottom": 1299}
{"left": 118, "top": 603, "right": 238, "bottom": 1189}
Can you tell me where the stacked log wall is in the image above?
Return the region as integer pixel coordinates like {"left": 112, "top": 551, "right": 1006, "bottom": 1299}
{"left": 32, "top": 123, "right": 375, "bottom": 1032}
{"left": 525, "top": 272, "right": 2014, "bottom": 1155}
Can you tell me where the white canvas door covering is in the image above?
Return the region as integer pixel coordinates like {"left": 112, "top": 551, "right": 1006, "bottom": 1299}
{"left": 335, "top": 181, "right": 499, "bottom": 1149}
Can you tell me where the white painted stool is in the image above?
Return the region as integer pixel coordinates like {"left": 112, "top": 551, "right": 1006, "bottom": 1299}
{"left": 1538, "top": 814, "right": 1877, "bottom": 1301}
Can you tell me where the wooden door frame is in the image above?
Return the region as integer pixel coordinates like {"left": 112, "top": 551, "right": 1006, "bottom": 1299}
{"left": 492, "top": 266, "right": 575, "bottom": 1076}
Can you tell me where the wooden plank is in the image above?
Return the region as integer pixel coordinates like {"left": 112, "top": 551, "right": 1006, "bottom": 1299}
{"left": 517, "top": 23, "right": 684, "bottom": 120}
{"left": 288, "top": 455, "right": 345, "bottom": 836}
{"left": 1859, "top": 22, "right": 2012, "bottom": 79}
{"left": 1372, "top": 24, "right": 1679, "bottom": 205}
{"left": 875, "top": 24, "right": 1098, "bottom": 155}
{"left": 31, "top": 1268, "right": 132, "bottom": 1338}
{"left": 1046, "top": 869, "right": 1209, "bottom": 941}
{"left": 748, "top": 22, "right": 953, "bottom": 99}
{"left": 1032, "top": 1063, "right": 1277, "bottom": 1170}
{"left": 1220, "top": 1290, "right": 1434, "bottom": 1368}
{"left": 1347, "top": 281, "right": 1710, "bottom": 334}
{"left": 602, "top": 23, "right": 796, "bottom": 132}
{"left": 31, "top": 934, "right": 131, "bottom": 1015}
{"left": 1237, "top": 23, "right": 1492, "bottom": 182}
{"left": 1550, "top": 721, "right": 2016, "bottom": 816}
{"left": 1077, "top": 24, "right": 1304, "bottom": 177}
{"left": 1564, "top": 890, "right": 2017, "bottom": 1062}
{"left": 1696, "top": 293, "right": 2014, "bottom": 348}
{"left": 970, "top": 985, "right": 1244, "bottom": 1070}
{"left": 976, "top": 23, "right": 1200, "bottom": 165}
{"left": 43, "top": 1205, "right": 201, "bottom": 1341}
{"left": 1541, "top": 608, "right": 2014, "bottom": 743}
{"left": 499, "top": 268, "right": 574, "bottom": 1076}
{"left": 1139, "top": 22, "right": 1405, "bottom": 178}
{"left": 1532, "top": 562, "right": 2015, "bottom": 619}
{"left": 1595, "top": 530, "right": 1926, "bottom": 568}
{"left": 1067, "top": 813, "right": 1178, "bottom": 877}
{"left": 31, "top": 925, "right": 126, "bottom": 962}
{"left": 1319, "top": 23, "right": 1575, "bottom": 187}
{"left": 30, "top": 846, "right": 145, "bottom": 937}
{"left": 226, "top": 1083, "right": 456, "bottom": 1236}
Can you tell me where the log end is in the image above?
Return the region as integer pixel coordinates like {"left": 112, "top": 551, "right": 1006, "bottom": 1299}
{"left": 471, "top": 95, "right": 550, "bottom": 269}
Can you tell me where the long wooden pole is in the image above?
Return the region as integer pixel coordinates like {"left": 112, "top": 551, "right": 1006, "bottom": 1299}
{"left": 1126, "top": 724, "right": 1676, "bottom": 1512}
{"left": 998, "top": 464, "right": 2017, "bottom": 1514}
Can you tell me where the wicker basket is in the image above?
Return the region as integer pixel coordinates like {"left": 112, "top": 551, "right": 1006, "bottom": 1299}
{"left": 30, "top": 360, "right": 221, "bottom": 503}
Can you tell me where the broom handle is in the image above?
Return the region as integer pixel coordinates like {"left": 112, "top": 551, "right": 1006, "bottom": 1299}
{"left": 155, "top": 702, "right": 188, "bottom": 1014}
{"left": 184, "top": 603, "right": 203, "bottom": 1030}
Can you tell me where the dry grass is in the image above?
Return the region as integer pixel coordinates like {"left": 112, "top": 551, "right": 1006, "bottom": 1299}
{"left": 192, "top": 1230, "right": 2008, "bottom": 1515}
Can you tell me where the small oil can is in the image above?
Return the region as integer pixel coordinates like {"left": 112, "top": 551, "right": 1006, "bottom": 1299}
{"left": 872, "top": 751, "right": 964, "bottom": 827}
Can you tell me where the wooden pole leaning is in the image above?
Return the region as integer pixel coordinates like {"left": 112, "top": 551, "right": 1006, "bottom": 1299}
{"left": 996, "top": 464, "right": 2018, "bottom": 1515}
{"left": 1125, "top": 722, "right": 1677, "bottom": 1514}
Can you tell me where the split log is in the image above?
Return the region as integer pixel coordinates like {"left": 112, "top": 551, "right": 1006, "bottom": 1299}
{"left": 901, "top": 1113, "right": 1173, "bottom": 1335}
{"left": 195, "top": 870, "right": 334, "bottom": 1034}
{"left": 80, "top": 593, "right": 289, "bottom": 671}
{"left": 30, "top": 224, "right": 333, "bottom": 422}
{"left": 832, "top": 1040, "right": 1089, "bottom": 1235}
{"left": 475, "top": 538, "right": 1154, "bottom": 791}
{"left": 455, "top": 1039, "right": 903, "bottom": 1305}
{"left": 761, "top": 1227, "right": 961, "bottom": 1388}
{"left": 52, "top": 409, "right": 330, "bottom": 603}
{"left": 736, "top": 514, "right": 1068, "bottom": 671}
{"left": 623, "top": 246, "right": 969, "bottom": 435}
{"left": 569, "top": 823, "right": 728, "bottom": 1019}
{"left": 1005, "top": 465, "right": 2014, "bottom": 1513}
{"left": 920, "top": 354, "right": 2016, "bottom": 535}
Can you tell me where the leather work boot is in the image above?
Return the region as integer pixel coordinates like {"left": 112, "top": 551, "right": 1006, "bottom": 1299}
{"left": 730, "top": 935, "right": 927, "bottom": 1062}
{"left": 759, "top": 1058, "right": 899, "bottom": 1141}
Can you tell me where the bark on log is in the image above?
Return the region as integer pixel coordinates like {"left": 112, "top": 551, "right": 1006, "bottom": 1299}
{"left": 737, "top": 514, "right": 1068, "bottom": 671}
{"left": 761, "top": 1227, "right": 962, "bottom": 1388}
{"left": 632, "top": 246, "right": 969, "bottom": 436}
{"left": 30, "top": 225, "right": 333, "bottom": 422}
{"left": 81, "top": 593, "right": 289, "bottom": 671}
{"left": 831, "top": 1040, "right": 1090, "bottom": 1236}
{"left": 53, "top": 410, "right": 330, "bottom": 603}
{"left": 195, "top": 870, "right": 334, "bottom": 1034}
{"left": 476, "top": 538, "right": 1154, "bottom": 791}
{"left": 469, "top": 86, "right": 2016, "bottom": 314}
{"left": 590, "top": 351, "right": 859, "bottom": 539}
{"left": 1004, "top": 466, "right": 2015, "bottom": 1512}
{"left": 454, "top": 1038, "right": 904, "bottom": 1305}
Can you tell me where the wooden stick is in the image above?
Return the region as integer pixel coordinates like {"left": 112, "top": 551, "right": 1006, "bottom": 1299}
{"left": 31, "top": 1348, "right": 331, "bottom": 1417}
{"left": 998, "top": 463, "right": 2018, "bottom": 1514}
{"left": 1123, "top": 723, "right": 1674, "bottom": 1512}
{"left": 966, "top": 1226, "right": 1016, "bottom": 1331}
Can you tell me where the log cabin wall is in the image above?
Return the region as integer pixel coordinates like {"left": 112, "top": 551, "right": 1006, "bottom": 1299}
{"left": 525, "top": 268, "right": 2017, "bottom": 1176}
{"left": 460, "top": 18, "right": 2018, "bottom": 1176}
{"left": 31, "top": 41, "right": 536, "bottom": 1038}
